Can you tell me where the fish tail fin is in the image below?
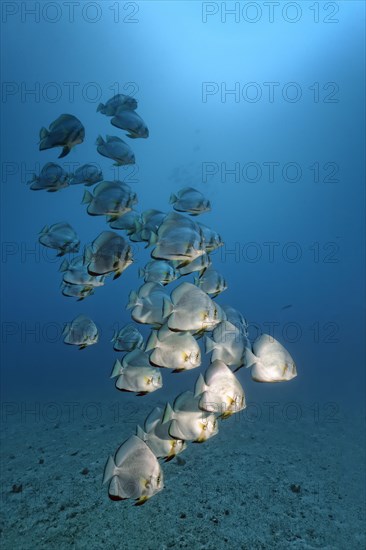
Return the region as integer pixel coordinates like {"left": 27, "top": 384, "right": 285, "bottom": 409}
{"left": 145, "top": 330, "right": 158, "bottom": 352}
{"left": 96, "top": 135, "right": 104, "bottom": 146}
{"left": 138, "top": 267, "right": 145, "bottom": 278}
{"left": 103, "top": 455, "right": 117, "bottom": 485}
{"left": 97, "top": 103, "right": 105, "bottom": 113}
{"left": 58, "top": 145, "right": 71, "bottom": 158}
{"left": 204, "top": 336, "right": 216, "bottom": 354}
{"left": 82, "top": 190, "right": 93, "bottom": 205}
{"left": 193, "top": 276, "right": 200, "bottom": 286}
{"left": 127, "top": 290, "right": 140, "bottom": 309}
{"left": 111, "top": 330, "right": 117, "bottom": 343}
{"left": 83, "top": 245, "right": 93, "bottom": 265}
{"left": 162, "top": 402, "right": 174, "bottom": 424}
{"left": 169, "top": 193, "right": 178, "bottom": 204}
{"left": 110, "top": 359, "right": 124, "bottom": 378}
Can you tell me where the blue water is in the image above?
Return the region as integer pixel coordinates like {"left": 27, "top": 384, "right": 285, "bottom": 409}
{"left": 1, "top": 1, "right": 365, "bottom": 547}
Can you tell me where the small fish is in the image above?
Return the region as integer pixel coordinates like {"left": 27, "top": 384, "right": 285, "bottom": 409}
{"left": 111, "top": 349, "right": 162, "bottom": 395}
{"left": 103, "top": 435, "right": 163, "bottom": 504}
{"left": 222, "top": 305, "right": 248, "bottom": 337}
{"left": 194, "top": 360, "right": 245, "bottom": 418}
{"left": 146, "top": 324, "right": 201, "bottom": 372}
{"left": 138, "top": 210, "right": 167, "bottom": 243}
{"left": 69, "top": 164, "right": 103, "bottom": 186}
{"left": 111, "top": 324, "right": 144, "bottom": 352}
{"left": 139, "top": 260, "right": 178, "bottom": 285}
{"left": 97, "top": 94, "right": 138, "bottom": 116}
{"left": 39, "top": 114, "right": 85, "bottom": 158}
{"left": 59, "top": 256, "right": 105, "bottom": 287}
{"left": 127, "top": 283, "right": 173, "bottom": 327}
{"left": 60, "top": 282, "right": 94, "bottom": 300}
{"left": 204, "top": 321, "right": 251, "bottom": 369}
{"left": 169, "top": 187, "right": 211, "bottom": 216}
{"left": 242, "top": 334, "right": 297, "bottom": 382}
{"left": 84, "top": 231, "right": 133, "bottom": 279}
{"left": 28, "top": 162, "right": 69, "bottom": 192}
{"left": 166, "top": 282, "right": 223, "bottom": 332}
{"left": 194, "top": 267, "right": 227, "bottom": 297}
{"left": 38, "top": 222, "right": 80, "bottom": 256}
{"left": 178, "top": 253, "right": 211, "bottom": 276}
{"left": 109, "top": 211, "right": 141, "bottom": 234}
{"left": 197, "top": 222, "right": 223, "bottom": 253}
{"left": 111, "top": 110, "right": 149, "bottom": 139}
{"left": 82, "top": 180, "right": 137, "bottom": 218}
{"left": 162, "top": 391, "right": 218, "bottom": 443}
{"left": 96, "top": 135, "right": 135, "bottom": 166}
{"left": 281, "top": 304, "right": 293, "bottom": 310}
{"left": 136, "top": 407, "right": 186, "bottom": 461}
{"left": 63, "top": 314, "right": 98, "bottom": 350}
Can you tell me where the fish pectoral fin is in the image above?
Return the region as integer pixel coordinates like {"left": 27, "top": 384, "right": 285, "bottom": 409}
{"left": 58, "top": 145, "right": 71, "bottom": 158}
{"left": 134, "top": 495, "right": 149, "bottom": 506}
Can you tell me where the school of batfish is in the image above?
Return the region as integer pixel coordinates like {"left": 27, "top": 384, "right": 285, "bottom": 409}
{"left": 32, "top": 93, "right": 297, "bottom": 505}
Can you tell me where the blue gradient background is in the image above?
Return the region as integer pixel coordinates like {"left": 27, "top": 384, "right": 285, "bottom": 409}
{"left": 1, "top": 1, "right": 365, "bottom": 421}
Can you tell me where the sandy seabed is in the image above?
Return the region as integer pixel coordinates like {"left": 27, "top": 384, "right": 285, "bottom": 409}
{"left": 1, "top": 394, "right": 365, "bottom": 550}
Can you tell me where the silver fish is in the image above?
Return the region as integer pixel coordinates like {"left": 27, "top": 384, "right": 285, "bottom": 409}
{"left": 111, "top": 324, "right": 144, "bottom": 352}
{"left": 111, "top": 349, "right": 162, "bottom": 395}
{"left": 127, "top": 283, "right": 173, "bottom": 326}
{"left": 69, "top": 164, "right": 103, "bottom": 186}
{"left": 97, "top": 94, "right": 138, "bottom": 116}
{"left": 82, "top": 180, "right": 137, "bottom": 218}
{"left": 194, "top": 360, "right": 245, "bottom": 418}
{"left": 146, "top": 324, "right": 201, "bottom": 372}
{"left": 39, "top": 114, "right": 85, "bottom": 158}
{"left": 205, "top": 320, "right": 251, "bottom": 369}
{"left": 194, "top": 267, "right": 227, "bottom": 297}
{"left": 63, "top": 314, "right": 98, "bottom": 350}
{"left": 139, "top": 260, "right": 178, "bottom": 285}
{"left": 109, "top": 211, "right": 141, "bottom": 234}
{"left": 38, "top": 222, "right": 80, "bottom": 256}
{"left": 243, "top": 334, "right": 297, "bottom": 382}
{"left": 111, "top": 110, "right": 149, "bottom": 139}
{"left": 166, "top": 282, "right": 223, "bottom": 332}
{"left": 170, "top": 187, "right": 211, "bottom": 216}
{"left": 60, "top": 282, "right": 94, "bottom": 300}
{"left": 136, "top": 407, "right": 186, "bottom": 461}
{"left": 28, "top": 162, "right": 69, "bottom": 192}
{"left": 96, "top": 135, "right": 135, "bottom": 166}
{"left": 150, "top": 213, "right": 205, "bottom": 263}
{"left": 103, "top": 435, "right": 163, "bottom": 504}
{"left": 84, "top": 231, "right": 133, "bottom": 279}
{"left": 59, "top": 256, "right": 105, "bottom": 287}
{"left": 178, "top": 253, "right": 211, "bottom": 276}
{"left": 197, "top": 222, "right": 223, "bottom": 253}
{"left": 222, "top": 305, "right": 248, "bottom": 337}
{"left": 162, "top": 391, "right": 218, "bottom": 443}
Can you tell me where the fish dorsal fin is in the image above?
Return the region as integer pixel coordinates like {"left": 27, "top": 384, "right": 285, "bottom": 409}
{"left": 110, "top": 359, "right": 124, "bottom": 378}
{"left": 144, "top": 407, "right": 162, "bottom": 432}
{"left": 114, "top": 435, "right": 146, "bottom": 466}
{"left": 162, "top": 402, "right": 174, "bottom": 424}
{"left": 145, "top": 330, "right": 159, "bottom": 352}
{"left": 194, "top": 374, "right": 208, "bottom": 398}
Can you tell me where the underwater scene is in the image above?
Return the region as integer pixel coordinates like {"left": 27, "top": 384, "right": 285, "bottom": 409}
{"left": 1, "top": 1, "right": 365, "bottom": 549}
